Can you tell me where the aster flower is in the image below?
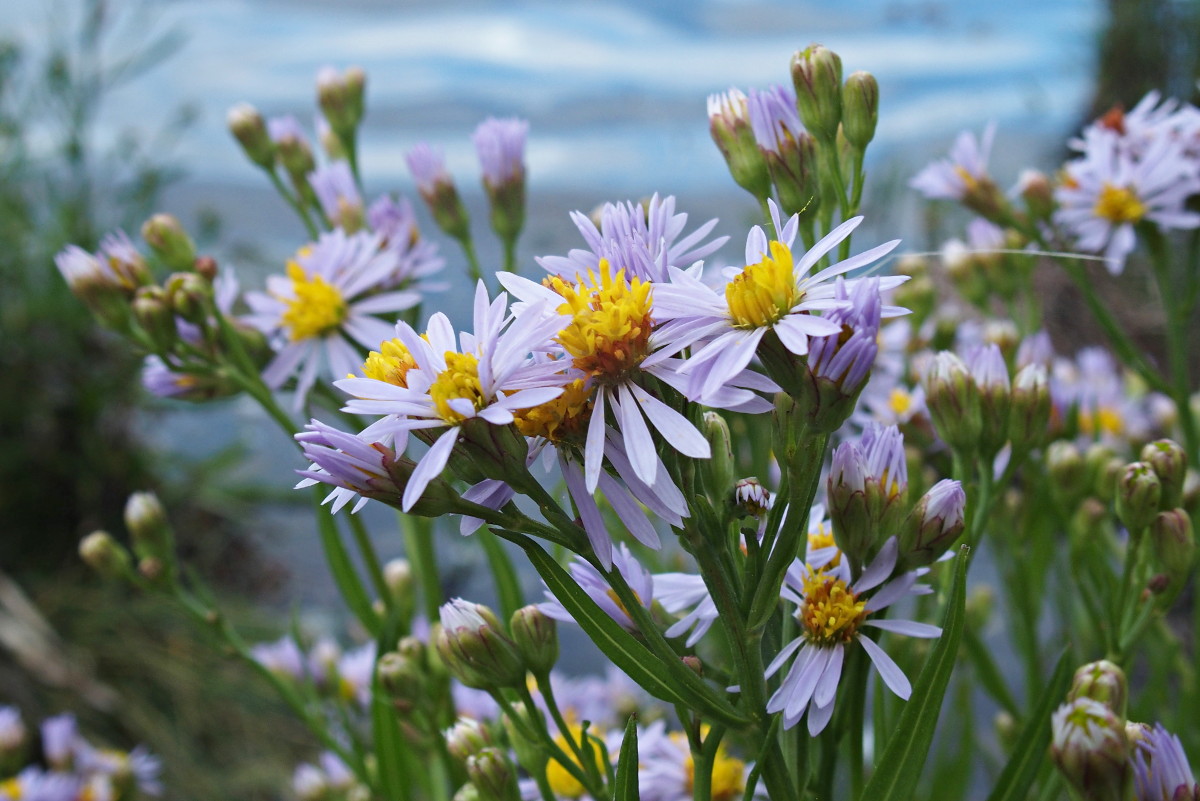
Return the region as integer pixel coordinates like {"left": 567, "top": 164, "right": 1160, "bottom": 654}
{"left": 806, "top": 276, "right": 895, "bottom": 407}
{"left": 1054, "top": 127, "right": 1200, "bottom": 273}
{"left": 54, "top": 230, "right": 149, "bottom": 298}
{"left": 309, "top": 160, "right": 363, "bottom": 230}
{"left": 1050, "top": 696, "right": 1131, "bottom": 800}
{"left": 473, "top": 117, "right": 528, "bottom": 188}
{"left": 766, "top": 538, "right": 941, "bottom": 734}
{"left": 244, "top": 228, "right": 420, "bottom": 410}
{"left": 0, "top": 705, "right": 25, "bottom": 753}
{"left": 708, "top": 88, "right": 771, "bottom": 199}
{"left": 367, "top": 194, "right": 447, "bottom": 291}
{"left": 638, "top": 721, "right": 751, "bottom": 801}
{"left": 909, "top": 123, "right": 997, "bottom": 203}
{"left": 654, "top": 203, "right": 902, "bottom": 403}
{"left": 539, "top": 543, "right": 653, "bottom": 631}
{"left": 1131, "top": 723, "right": 1199, "bottom": 801}
{"left": 536, "top": 194, "right": 727, "bottom": 284}
{"left": 336, "top": 282, "right": 568, "bottom": 511}
{"left": 250, "top": 635, "right": 308, "bottom": 680}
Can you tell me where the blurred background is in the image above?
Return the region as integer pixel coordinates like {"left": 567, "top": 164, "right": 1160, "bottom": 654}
{"left": 1, "top": 0, "right": 1197, "bottom": 796}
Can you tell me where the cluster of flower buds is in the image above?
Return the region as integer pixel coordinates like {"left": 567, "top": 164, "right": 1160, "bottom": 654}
{"left": 435, "top": 600, "right": 558, "bottom": 693}
{"left": 79, "top": 491, "right": 182, "bottom": 585}
{"left": 1051, "top": 661, "right": 1132, "bottom": 801}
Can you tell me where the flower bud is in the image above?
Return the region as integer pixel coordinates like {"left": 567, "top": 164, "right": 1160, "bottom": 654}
{"left": 898, "top": 479, "right": 966, "bottom": 570}
{"left": 509, "top": 605, "right": 558, "bottom": 676}
{"left": 1047, "top": 441, "right": 1086, "bottom": 506}
{"left": 165, "top": 271, "right": 212, "bottom": 325}
{"left": 141, "top": 214, "right": 196, "bottom": 272}
{"left": 1009, "top": 364, "right": 1050, "bottom": 453}
{"left": 466, "top": 748, "right": 520, "bottom": 801}
{"left": 227, "top": 103, "right": 275, "bottom": 169}
{"left": 473, "top": 117, "right": 528, "bottom": 245}
{"left": 79, "top": 531, "right": 132, "bottom": 581}
{"left": 317, "top": 66, "right": 366, "bottom": 136}
{"left": 377, "top": 652, "right": 425, "bottom": 707}
{"left": 700, "top": 411, "right": 735, "bottom": 502}
{"left": 842, "top": 71, "right": 879, "bottom": 151}
{"left": 446, "top": 717, "right": 493, "bottom": 767}
{"left": 132, "top": 287, "right": 177, "bottom": 354}
{"left": 1148, "top": 508, "right": 1194, "bottom": 607}
{"left": 1068, "top": 660, "right": 1127, "bottom": 718}
{"left": 124, "top": 491, "right": 173, "bottom": 563}
{"left": 1017, "top": 169, "right": 1055, "bottom": 221}
{"left": 790, "top": 44, "right": 843, "bottom": 140}
{"left": 1116, "top": 462, "right": 1162, "bottom": 536}
{"left": 277, "top": 132, "right": 316, "bottom": 181}
{"left": 707, "top": 89, "right": 771, "bottom": 200}
{"left": 1050, "top": 697, "right": 1130, "bottom": 801}
{"left": 383, "top": 559, "right": 414, "bottom": 609}
{"left": 924, "top": 351, "right": 982, "bottom": 456}
{"left": 1141, "top": 439, "right": 1187, "bottom": 509}
{"left": 453, "top": 785, "right": 482, "bottom": 801}
{"left": 436, "top": 599, "right": 525, "bottom": 690}
{"left": 967, "top": 344, "right": 1011, "bottom": 460}
{"left": 733, "top": 477, "right": 773, "bottom": 519}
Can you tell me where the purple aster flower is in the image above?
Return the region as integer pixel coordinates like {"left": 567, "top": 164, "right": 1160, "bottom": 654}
{"left": 1131, "top": 723, "right": 1198, "bottom": 801}
{"left": 243, "top": 228, "right": 420, "bottom": 411}
{"left": 910, "top": 123, "right": 997, "bottom": 202}
{"left": 309, "top": 160, "right": 363, "bottom": 229}
{"left": 55, "top": 230, "right": 149, "bottom": 296}
{"left": 807, "top": 276, "right": 887, "bottom": 393}
{"left": 767, "top": 538, "right": 941, "bottom": 734}
{"left": 539, "top": 544, "right": 653, "bottom": 631}
{"left": 250, "top": 635, "right": 308, "bottom": 680}
{"left": 747, "top": 84, "right": 803, "bottom": 155}
{"left": 472, "top": 116, "right": 528, "bottom": 187}
{"left": 0, "top": 705, "right": 25, "bottom": 753}
{"left": 367, "top": 194, "right": 447, "bottom": 291}
{"left": 535, "top": 194, "right": 728, "bottom": 284}
{"left": 405, "top": 142, "right": 451, "bottom": 195}
{"left": 40, "top": 714, "right": 83, "bottom": 769}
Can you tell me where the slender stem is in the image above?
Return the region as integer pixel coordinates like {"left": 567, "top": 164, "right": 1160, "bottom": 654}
{"left": 846, "top": 647, "right": 868, "bottom": 799}
{"left": 691, "top": 725, "right": 727, "bottom": 801}
{"left": 502, "top": 236, "right": 518, "bottom": 276}
{"left": 346, "top": 513, "right": 389, "bottom": 606}
{"left": 398, "top": 513, "right": 442, "bottom": 622}
{"left": 266, "top": 167, "right": 320, "bottom": 239}
{"left": 535, "top": 675, "right": 601, "bottom": 791}
{"left": 458, "top": 236, "right": 483, "bottom": 284}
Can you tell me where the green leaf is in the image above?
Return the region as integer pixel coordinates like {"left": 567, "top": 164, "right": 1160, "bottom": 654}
{"left": 861, "top": 545, "right": 970, "bottom": 801}
{"left": 371, "top": 675, "right": 412, "bottom": 801}
{"left": 963, "top": 626, "right": 1021, "bottom": 717}
{"left": 518, "top": 538, "right": 750, "bottom": 727}
{"left": 984, "top": 649, "right": 1073, "bottom": 801}
{"left": 313, "top": 492, "right": 379, "bottom": 635}
{"left": 614, "top": 716, "right": 640, "bottom": 801}
{"left": 479, "top": 529, "right": 525, "bottom": 620}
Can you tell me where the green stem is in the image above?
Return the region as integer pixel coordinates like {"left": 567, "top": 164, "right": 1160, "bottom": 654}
{"left": 846, "top": 647, "right": 868, "bottom": 799}
{"left": 502, "top": 236, "right": 518, "bottom": 276}
{"left": 398, "top": 513, "right": 442, "bottom": 622}
{"left": 459, "top": 236, "right": 483, "bottom": 284}
{"left": 267, "top": 167, "right": 320, "bottom": 239}
{"left": 691, "top": 725, "right": 727, "bottom": 801}
{"left": 346, "top": 513, "right": 389, "bottom": 607}
{"left": 1144, "top": 226, "right": 1199, "bottom": 463}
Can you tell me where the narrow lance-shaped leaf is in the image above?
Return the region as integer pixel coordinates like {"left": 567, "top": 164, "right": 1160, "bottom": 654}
{"left": 614, "top": 716, "right": 641, "bottom": 801}
{"left": 860, "top": 545, "right": 970, "bottom": 801}
{"left": 313, "top": 491, "right": 380, "bottom": 635}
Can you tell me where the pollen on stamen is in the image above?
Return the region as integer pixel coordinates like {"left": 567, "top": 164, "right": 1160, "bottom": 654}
{"left": 725, "top": 240, "right": 801, "bottom": 329}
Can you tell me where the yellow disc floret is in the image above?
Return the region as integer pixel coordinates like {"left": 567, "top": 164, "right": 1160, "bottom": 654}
{"left": 807, "top": 523, "right": 842, "bottom": 568}
{"left": 545, "top": 724, "right": 607, "bottom": 798}
{"left": 514, "top": 378, "right": 593, "bottom": 442}
{"left": 551, "top": 260, "right": 654, "bottom": 383}
{"left": 799, "top": 571, "right": 867, "bottom": 645}
{"left": 281, "top": 261, "right": 347, "bottom": 341}
{"left": 726, "top": 240, "right": 800, "bottom": 328}
{"left": 362, "top": 338, "right": 418, "bottom": 387}
{"left": 1093, "top": 183, "right": 1146, "bottom": 224}
{"left": 674, "top": 731, "right": 746, "bottom": 801}
{"left": 429, "top": 352, "right": 485, "bottom": 423}
{"left": 1079, "top": 405, "right": 1125, "bottom": 437}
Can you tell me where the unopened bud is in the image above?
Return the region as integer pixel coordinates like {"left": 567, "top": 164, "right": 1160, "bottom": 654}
{"left": 141, "top": 214, "right": 195, "bottom": 272}
{"left": 317, "top": 66, "right": 366, "bottom": 135}
{"left": 734, "top": 477, "right": 773, "bottom": 519}
{"left": 1047, "top": 441, "right": 1086, "bottom": 506}
{"left": 790, "top": 44, "right": 843, "bottom": 140}
{"left": 436, "top": 599, "right": 525, "bottom": 690}
{"left": 277, "top": 133, "right": 316, "bottom": 181}
{"left": 1148, "top": 508, "right": 1194, "bottom": 607}
{"left": 166, "top": 271, "right": 212, "bottom": 325}
{"left": 967, "top": 344, "right": 1011, "bottom": 460}
{"left": 446, "top": 717, "right": 493, "bottom": 767}
{"left": 377, "top": 652, "right": 425, "bottom": 706}
{"left": 1116, "top": 462, "right": 1162, "bottom": 536}
{"left": 453, "top": 785, "right": 482, "bottom": 801}
{"left": 1068, "top": 660, "right": 1127, "bottom": 717}
{"left": 79, "top": 531, "right": 132, "bottom": 580}
{"left": 1017, "top": 169, "right": 1055, "bottom": 221}
{"left": 509, "top": 605, "right": 558, "bottom": 676}
{"left": 138, "top": 556, "right": 165, "bottom": 582}
{"left": 1141, "top": 439, "right": 1187, "bottom": 509}
{"left": 466, "top": 748, "right": 520, "bottom": 801}
{"left": 682, "top": 655, "right": 703, "bottom": 676}
{"left": 701, "top": 412, "right": 735, "bottom": 501}
{"left": 193, "top": 256, "right": 218, "bottom": 282}
{"left": 924, "top": 352, "right": 982, "bottom": 456}
{"left": 899, "top": 479, "right": 966, "bottom": 569}
{"left": 132, "top": 287, "right": 177, "bottom": 354}
{"left": 1050, "top": 697, "right": 1130, "bottom": 801}
{"left": 1009, "top": 364, "right": 1050, "bottom": 453}
{"left": 124, "top": 491, "right": 173, "bottom": 562}
{"left": 842, "top": 71, "right": 879, "bottom": 150}
{"left": 227, "top": 103, "right": 274, "bottom": 169}
{"left": 708, "top": 88, "right": 771, "bottom": 200}
{"left": 383, "top": 559, "right": 413, "bottom": 606}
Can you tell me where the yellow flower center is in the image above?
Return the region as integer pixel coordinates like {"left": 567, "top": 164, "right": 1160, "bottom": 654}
{"left": 1093, "top": 183, "right": 1146, "bottom": 224}
{"left": 514, "top": 378, "right": 593, "bottom": 442}
{"left": 675, "top": 732, "right": 746, "bottom": 801}
{"left": 605, "top": 588, "right": 643, "bottom": 618}
{"left": 953, "top": 165, "right": 981, "bottom": 193}
{"left": 888, "top": 387, "right": 912, "bottom": 417}
{"left": 429, "top": 352, "right": 486, "bottom": 423}
{"left": 799, "top": 572, "right": 867, "bottom": 645}
{"left": 807, "top": 523, "right": 842, "bottom": 567}
{"left": 545, "top": 725, "right": 607, "bottom": 798}
{"left": 362, "top": 338, "right": 419, "bottom": 386}
{"left": 1, "top": 777, "right": 22, "bottom": 800}
{"left": 1079, "top": 406, "right": 1124, "bottom": 437}
{"left": 551, "top": 260, "right": 654, "bottom": 383}
{"left": 281, "top": 261, "right": 347, "bottom": 341}
{"left": 725, "top": 240, "right": 800, "bottom": 328}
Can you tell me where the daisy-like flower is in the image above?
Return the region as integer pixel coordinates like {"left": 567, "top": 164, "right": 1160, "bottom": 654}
{"left": 638, "top": 721, "right": 752, "bottom": 801}
{"left": 54, "top": 230, "right": 149, "bottom": 298}
{"left": 497, "top": 261, "right": 712, "bottom": 496}
{"left": 1130, "top": 723, "right": 1198, "bottom": 801}
{"left": 539, "top": 543, "right": 654, "bottom": 631}
{"left": 367, "top": 194, "right": 447, "bottom": 291}
{"left": 250, "top": 635, "right": 308, "bottom": 680}
{"left": 309, "top": 160, "right": 363, "bottom": 230}
{"left": 1055, "top": 126, "right": 1200, "bottom": 273}
{"left": 654, "top": 203, "right": 901, "bottom": 403}
{"left": 535, "top": 194, "right": 727, "bottom": 284}
{"left": 336, "top": 282, "right": 568, "bottom": 511}
{"left": 766, "top": 538, "right": 941, "bottom": 734}
{"left": 909, "top": 123, "right": 997, "bottom": 203}
{"left": 244, "top": 228, "right": 420, "bottom": 410}
{"left": 473, "top": 117, "right": 528, "bottom": 188}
